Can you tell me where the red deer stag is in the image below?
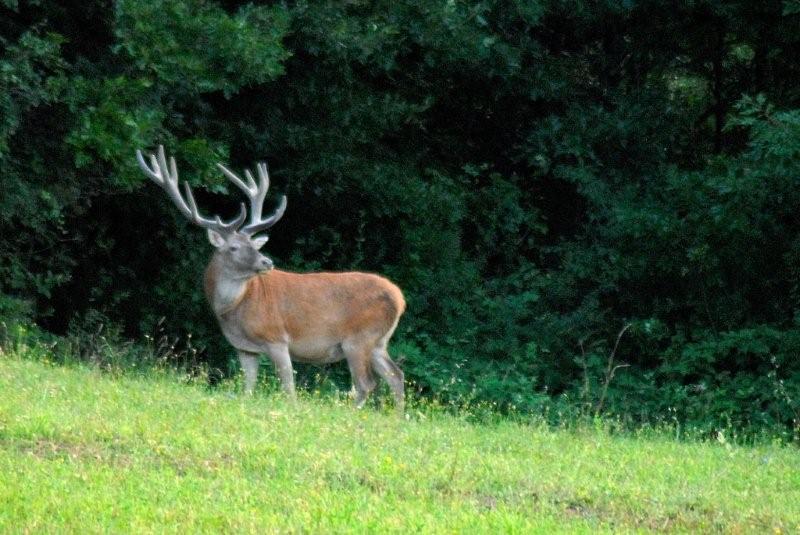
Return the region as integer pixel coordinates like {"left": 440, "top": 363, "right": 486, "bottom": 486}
{"left": 135, "top": 146, "right": 405, "bottom": 410}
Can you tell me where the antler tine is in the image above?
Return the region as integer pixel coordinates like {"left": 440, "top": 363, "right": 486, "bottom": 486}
{"left": 242, "top": 193, "right": 287, "bottom": 236}
{"left": 217, "top": 163, "right": 254, "bottom": 195}
{"left": 136, "top": 145, "right": 245, "bottom": 234}
{"left": 250, "top": 163, "right": 269, "bottom": 222}
{"left": 181, "top": 181, "right": 246, "bottom": 233}
{"left": 244, "top": 168, "right": 258, "bottom": 190}
{"left": 217, "top": 161, "right": 286, "bottom": 235}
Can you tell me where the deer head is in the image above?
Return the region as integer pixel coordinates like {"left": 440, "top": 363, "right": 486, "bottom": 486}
{"left": 135, "top": 145, "right": 287, "bottom": 278}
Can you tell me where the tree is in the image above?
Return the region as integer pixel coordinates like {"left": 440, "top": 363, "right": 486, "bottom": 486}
{"left": 2, "top": 0, "right": 799, "bottom": 432}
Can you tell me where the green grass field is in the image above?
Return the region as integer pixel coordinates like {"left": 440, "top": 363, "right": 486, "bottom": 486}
{"left": 1, "top": 350, "right": 798, "bottom": 533}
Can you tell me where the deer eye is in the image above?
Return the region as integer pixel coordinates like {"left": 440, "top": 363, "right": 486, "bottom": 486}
{"left": 229, "top": 245, "right": 239, "bottom": 252}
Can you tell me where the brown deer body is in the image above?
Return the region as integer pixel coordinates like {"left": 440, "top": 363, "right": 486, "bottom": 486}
{"left": 136, "top": 146, "right": 405, "bottom": 410}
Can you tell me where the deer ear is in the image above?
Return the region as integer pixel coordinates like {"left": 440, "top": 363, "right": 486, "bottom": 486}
{"left": 252, "top": 236, "right": 269, "bottom": 250}
{"left": 207, "top": 229, "right": 226, "bottom": 248}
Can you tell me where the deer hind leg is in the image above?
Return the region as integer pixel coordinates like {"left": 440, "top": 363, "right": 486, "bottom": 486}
{"left": 371, "top": 348, "right": 405, "bottom": 413}
{"left": 344, "top": 343, "right": 377, "bottom": 409}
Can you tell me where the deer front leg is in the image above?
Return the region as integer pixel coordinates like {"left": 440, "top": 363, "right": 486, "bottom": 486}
{"left": 237, "top": 350, "right": 260, "bottom": 395}
{"left": 265, "top": 342, "right": 296, "bottom": 399}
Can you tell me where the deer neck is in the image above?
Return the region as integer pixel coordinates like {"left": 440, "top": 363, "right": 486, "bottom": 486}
{"left": 204, "top": 255, "right": 252, "bottom": 317}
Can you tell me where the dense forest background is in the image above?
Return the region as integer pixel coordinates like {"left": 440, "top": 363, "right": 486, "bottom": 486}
{"left": 2, "top": 0, "right": 800, "bottom": 434}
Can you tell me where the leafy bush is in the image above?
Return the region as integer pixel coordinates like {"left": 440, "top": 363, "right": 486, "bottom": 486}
{"left": 3, "top": 0, "right": 800, "bottom": 435}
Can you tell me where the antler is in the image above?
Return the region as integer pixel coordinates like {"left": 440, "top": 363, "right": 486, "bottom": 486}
{"left": 136, "top": 145, "right": 246, "bottom": 235}
{"left": 217, "top": 161, "right": 287, "bottom": 235}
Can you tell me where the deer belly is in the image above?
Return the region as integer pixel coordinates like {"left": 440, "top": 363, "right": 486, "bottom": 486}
{"left": 289, "top": 338, "right": 345, "bottom": 364}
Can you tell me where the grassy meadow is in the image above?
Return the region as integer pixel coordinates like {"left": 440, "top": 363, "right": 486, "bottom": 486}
{"left": 0, "top": 348, "right": 798, "bottom": 534}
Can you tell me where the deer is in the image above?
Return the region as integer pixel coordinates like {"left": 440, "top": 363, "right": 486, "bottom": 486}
{"left": 135, "top": 146, "right": 406, "bottom": 411}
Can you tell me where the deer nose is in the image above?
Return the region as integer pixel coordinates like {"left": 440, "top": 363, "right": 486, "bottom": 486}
{"left": 258, "top": 257, "right": 273, "bottom": 272}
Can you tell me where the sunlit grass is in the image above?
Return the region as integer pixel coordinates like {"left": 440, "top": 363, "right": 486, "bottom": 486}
{"left": 1, "top": 347, "right": 798, "bottom": 533}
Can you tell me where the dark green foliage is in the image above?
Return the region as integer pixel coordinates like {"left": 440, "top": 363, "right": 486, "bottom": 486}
{"left": 2, "top": 0, "right": 800, "bottom": 435}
